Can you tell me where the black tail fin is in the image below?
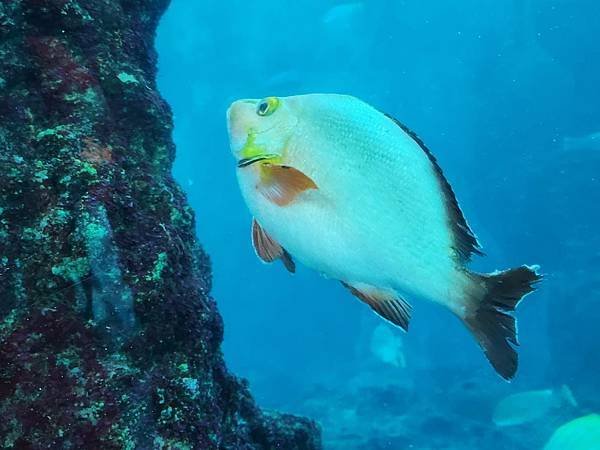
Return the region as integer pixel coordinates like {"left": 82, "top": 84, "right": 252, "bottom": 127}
{"left": 464, "top": 265, "right": 542, "bottom": 380}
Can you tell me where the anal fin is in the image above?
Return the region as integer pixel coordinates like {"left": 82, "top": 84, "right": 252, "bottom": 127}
{"left": 343, "top": 282, "right": 412, "bottom": 332}
{"left": 252, "top": 219, "right": 295, "bottom": 273}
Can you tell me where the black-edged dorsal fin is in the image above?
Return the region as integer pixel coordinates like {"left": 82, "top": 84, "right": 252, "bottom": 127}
{"left": 384, "top": 113, "right": 483, "bottom": 262}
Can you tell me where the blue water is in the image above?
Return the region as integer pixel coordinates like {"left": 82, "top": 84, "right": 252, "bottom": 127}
{"left": 156, "top": 1, "right": 600, "bottom": 448}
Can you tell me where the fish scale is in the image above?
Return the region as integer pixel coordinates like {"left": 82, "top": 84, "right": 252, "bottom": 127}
{"left": 289, "top": 97, "right": 455, "bottom": 296}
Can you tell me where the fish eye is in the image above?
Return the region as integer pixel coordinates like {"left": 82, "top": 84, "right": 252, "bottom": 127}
{"left": 256, "top": 97, "right": 280, "bottom": 117}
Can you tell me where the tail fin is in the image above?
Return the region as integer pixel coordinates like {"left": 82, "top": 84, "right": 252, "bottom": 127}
{"left": 464, "top": 265, "right": 542, "bottom": 381}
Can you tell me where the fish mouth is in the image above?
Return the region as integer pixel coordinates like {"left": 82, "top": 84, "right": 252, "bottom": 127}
{"left": 237, "top": 154, "right": 278, "bottom": 168}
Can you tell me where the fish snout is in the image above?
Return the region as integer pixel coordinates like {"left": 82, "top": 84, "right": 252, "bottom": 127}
{"left": 226, "top": 99, "right": 256, "bottom": 156}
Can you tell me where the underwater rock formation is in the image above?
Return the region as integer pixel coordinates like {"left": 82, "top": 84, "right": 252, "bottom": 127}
{"left": 0, "top": 1, "right": 320, "bottom": 448}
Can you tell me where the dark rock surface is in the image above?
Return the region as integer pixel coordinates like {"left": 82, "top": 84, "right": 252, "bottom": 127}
{"left": 0, "top": 1, "right": 320, "bottom": 448}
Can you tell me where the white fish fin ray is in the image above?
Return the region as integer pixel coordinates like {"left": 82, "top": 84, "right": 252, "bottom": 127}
{"left": 251, "top": 219, "right": 295, "bottom": 273}
{"left": 342, "top": 282, "right": 412, "bottom": 332}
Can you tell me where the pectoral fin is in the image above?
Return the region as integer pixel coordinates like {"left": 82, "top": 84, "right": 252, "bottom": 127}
{"left": 343, "top": 282, "right": 412, "bottom": 332}
{"left": 252, "top": 219, "right": 295, "bottom": 273}
{"left": 257, "top": 163, "right": 318, "bottom": 206}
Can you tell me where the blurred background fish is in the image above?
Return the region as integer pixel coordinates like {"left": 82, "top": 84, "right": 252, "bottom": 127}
{"left": 492, "top": 385, "right": 578, "bottom": 427}
{"left": 544, "top": 414, "right": 600, "bottom": 450}
{"left": 370, "top": 323, "right": 406, "bottom": 369}
{"left": 562, "top": 131, "right": 600, "bottom": 153}
{"left": 321, "top": 2, "right": 365, "bottom": 27}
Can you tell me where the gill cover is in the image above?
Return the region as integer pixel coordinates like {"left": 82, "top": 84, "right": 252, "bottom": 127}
{"left": 234, "top": 96, "right": 318, "bottom": 206}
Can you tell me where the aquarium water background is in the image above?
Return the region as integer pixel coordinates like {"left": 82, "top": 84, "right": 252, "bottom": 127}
{"left": 156, "top": 1, "right": 599, "bottom": 449}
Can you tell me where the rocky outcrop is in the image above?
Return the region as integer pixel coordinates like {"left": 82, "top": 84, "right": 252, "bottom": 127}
{"left": 0, "top": 1, "right": 320, "bottom": 448}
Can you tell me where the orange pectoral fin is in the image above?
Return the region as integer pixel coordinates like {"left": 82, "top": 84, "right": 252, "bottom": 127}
{"left": 257, "top": 163, "right": 318, "bottom": 206}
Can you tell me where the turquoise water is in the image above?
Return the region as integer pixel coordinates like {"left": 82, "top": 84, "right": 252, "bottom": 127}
{"left": 156, "top": 1, "right": 600, "bottom": 448}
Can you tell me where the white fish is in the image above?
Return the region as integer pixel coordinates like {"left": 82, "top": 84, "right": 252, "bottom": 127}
{"left": 226, "top": 94, "right": 541, "bottom": 380}
{"left": 493, "top": 385, "right": 578, "bottom": 427}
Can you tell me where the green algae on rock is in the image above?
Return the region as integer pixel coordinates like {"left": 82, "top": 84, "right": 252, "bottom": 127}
{"left": 0, "top": 0, "right": 321, "bottom": 448}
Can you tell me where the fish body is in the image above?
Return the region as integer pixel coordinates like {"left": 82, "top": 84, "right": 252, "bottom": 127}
{"left": 234, "top": 95, "right": 465, "bottom": 307}
{"left": 227, "top": 94, "right": 541, "bottom": 380}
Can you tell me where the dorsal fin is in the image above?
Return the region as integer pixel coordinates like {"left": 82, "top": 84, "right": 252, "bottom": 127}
{"left": 384, "top": 113, "right": 483, "bottom": 262}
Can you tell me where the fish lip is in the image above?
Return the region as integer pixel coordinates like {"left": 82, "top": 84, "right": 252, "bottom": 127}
{"left": 237, "top": 155, "right": 272, "bottom": 168}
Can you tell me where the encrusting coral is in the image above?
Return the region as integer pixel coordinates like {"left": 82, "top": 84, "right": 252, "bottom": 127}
{"left": 0, "top": 1, "right": 321, "bottom": 448}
